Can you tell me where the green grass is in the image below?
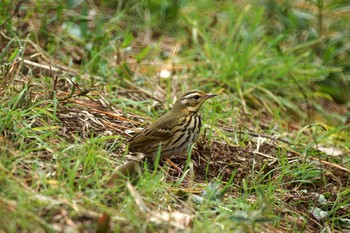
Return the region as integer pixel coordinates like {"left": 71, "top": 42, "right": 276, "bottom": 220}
{"left": 1, "top": 0, "right": 350, "bottom": 232}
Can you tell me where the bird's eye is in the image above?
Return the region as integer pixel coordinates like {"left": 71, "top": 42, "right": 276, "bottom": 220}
{"left": 193, "top": 95, "right": 200, "bottom": 100}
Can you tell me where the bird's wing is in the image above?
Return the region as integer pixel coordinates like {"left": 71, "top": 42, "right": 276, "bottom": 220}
{"left": 129, "top": 112, "right": 178, "bottom": 149}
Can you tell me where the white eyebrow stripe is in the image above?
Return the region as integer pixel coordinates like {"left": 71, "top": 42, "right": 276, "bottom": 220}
{"left": 184, "top": 92, "right": 199, "bottom": 99}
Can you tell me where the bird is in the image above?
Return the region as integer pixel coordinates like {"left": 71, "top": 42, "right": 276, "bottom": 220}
{"left": 106, "top": 90, "right": 216, "bottom": 186}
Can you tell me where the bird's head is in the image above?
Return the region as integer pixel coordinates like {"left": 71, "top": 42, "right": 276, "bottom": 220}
{"left": 174, "top": 90, "right": 217, "bottom": 112}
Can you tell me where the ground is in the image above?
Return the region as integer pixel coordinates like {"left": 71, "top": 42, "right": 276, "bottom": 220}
{"left": 1, "top": 0, "right": 350, "bottom": 232}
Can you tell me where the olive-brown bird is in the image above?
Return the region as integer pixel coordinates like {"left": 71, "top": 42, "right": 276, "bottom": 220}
{"left": 106, "top": 90, "right": 216, "bottom": 186}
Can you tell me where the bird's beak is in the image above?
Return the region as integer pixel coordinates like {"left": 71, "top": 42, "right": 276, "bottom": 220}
{"left": 205, "top": 93, "right": 217, "bottom": 99}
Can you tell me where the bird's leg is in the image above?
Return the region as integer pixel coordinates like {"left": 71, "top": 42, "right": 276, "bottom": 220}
{"left": 165, "top": 158, "right": 194, "bottom": 184}
{"left": 165, "top": 158, "right": 183, "bottom": 173}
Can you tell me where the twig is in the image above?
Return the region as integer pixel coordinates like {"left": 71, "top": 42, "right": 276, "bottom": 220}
{"left": 20, "top": 58, "right": 78, "bottom": 76}
{"left": 279, "top": 143, "right": 350, "bottom": 174}
{"left": 126, "top": 182, "right": 148, "bottom": 213}
{"left": 101, "top": 119, "right": 130, "bottom": 135}
{"left": 90, "top": 108, "right": 140, "bottom": 125}
{"left": 310, "top": 157, "right": 350, "bottom": 174}
{"left": 223, "top": 128, "right": 292, "bottom": 144}
{"left": 251, "top": 150, "right": 275, "bottom": 160}
{"left": 69, "top": 100, "right": 101, "bottom": 108}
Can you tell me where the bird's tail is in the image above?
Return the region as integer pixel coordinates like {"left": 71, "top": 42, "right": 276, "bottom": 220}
{"left": 105, "top": 160, "right": 142, "bottom": 187}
